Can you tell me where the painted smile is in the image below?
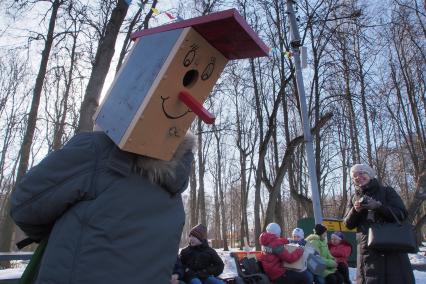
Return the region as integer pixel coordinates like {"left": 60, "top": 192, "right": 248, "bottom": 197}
{"left": 161, "top": 96, "right": 191, "bottom": 119}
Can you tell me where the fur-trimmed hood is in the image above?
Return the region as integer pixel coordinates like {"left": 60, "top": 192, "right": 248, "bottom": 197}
{"left": 135, "top": 131, "right": 196, "bottom": 186}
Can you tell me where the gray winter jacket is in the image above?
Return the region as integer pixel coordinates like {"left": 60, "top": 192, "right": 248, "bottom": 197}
{"left": 10, "top": 131, "right": 195, "bottom": 284}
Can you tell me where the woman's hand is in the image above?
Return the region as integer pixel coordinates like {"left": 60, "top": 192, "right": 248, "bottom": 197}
{"left": 363, "top": 198, "right": 382, "bottom": 210}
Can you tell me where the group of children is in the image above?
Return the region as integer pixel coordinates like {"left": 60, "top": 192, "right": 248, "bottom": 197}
{"left": 259, "top": 223, "right": 352, "bottom": 284}
{"left": 173, "top": 222, "right": 352, "bottom": 284}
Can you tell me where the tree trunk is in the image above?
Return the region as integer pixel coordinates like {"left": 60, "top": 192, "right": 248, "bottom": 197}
{"left": 115, "top": 0, "right": 158, "bottom": 72}
{"left": 0, "top": 0, "right": 62, "bottom": 254}
{"left": 263, "top": 113, "right": 332, "bottom": 225}
{"left": 196, "top": 119, "right": 207, "bottom": 225}
{"left": 342, "top": 44, "right": 360, "bottom": 164}
{"left": 189, "top": 160, "right": 197, "bottom": 229}
{"left": 354, "top": 33, "right": 373, "bottom": 166}
{"left": 52, "top": 32, "right": 78, "bottom": 150}
{"left": 212, "top": 126, "right": 222, "bottom": 243}
{"left": 77, "top": 0, "right": 129, "bottom": 132}
{"left": 408, "top": 159, "right": 426, "bottom": 222}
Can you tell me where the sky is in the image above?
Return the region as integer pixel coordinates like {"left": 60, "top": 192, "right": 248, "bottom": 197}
{"left": 0, "top": 0, "right": 180, "bottom": 102}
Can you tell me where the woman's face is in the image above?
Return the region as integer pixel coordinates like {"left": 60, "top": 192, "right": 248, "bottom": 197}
{"left": 352, "top": 171, "right": 371, "bottom": 187}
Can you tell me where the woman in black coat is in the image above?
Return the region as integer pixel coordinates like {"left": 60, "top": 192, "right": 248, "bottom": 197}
{"left": 180, "top": 224, "right": 225, "bottom": 284}
{"left": 344, "top": 163, "right": 415, "bottom": 284}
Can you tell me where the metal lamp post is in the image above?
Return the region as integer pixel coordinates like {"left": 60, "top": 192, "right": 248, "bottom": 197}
{"left": 286, "top": 0, "right": 323, "bottom": 224}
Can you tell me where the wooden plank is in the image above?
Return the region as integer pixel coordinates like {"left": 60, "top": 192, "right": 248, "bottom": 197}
{"left": 95, "top": 28, "right": 184, "bottom": 145}
{"left": 323, "top": 219, "right": 341, "bottom": 232}
{"left": 120, "top": 27, "right": 228, "bottom": 160}
{"left": 323, "top": 218, "right": 356, "bottom": 233}
{"left": 0, "top": 252, "right": 32, "bottom": 261}
{"left": 130, "top": 9, "right": 269, "bottom": 59}
{"left": 0, "top": 279, "right": 20, "bottom": 284}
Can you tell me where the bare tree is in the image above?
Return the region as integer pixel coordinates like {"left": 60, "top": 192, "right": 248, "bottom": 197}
{"left": 212, "top": 124, "right": 229, "bottom": 250}
{"left": 0, "top": 0, "right": 64, "bottom": 254}
{"left": 115, "top": 0, "right": 159, "bottom": 72}
{"left": 77, "top": 0, "right": 129, "bottom": 131}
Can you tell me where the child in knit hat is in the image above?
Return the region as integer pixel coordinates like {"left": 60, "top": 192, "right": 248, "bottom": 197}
{"left": 259, "top": 223, "right": 310, "bottom": 284}
{"left": 290, "top": 227, "right": 326, "bottom": 284}
{"left": 180, "top": 224, "right": 225, "bottom": 284}
{"left": 328, "top": 232, "right": 352, "bottom": 284}
{"left": 306, "top": 224, "right": 344, "bottom": 284}
{"left": 290, "top": 227, "right": 307, "bottom": 246}
{"left": 188, "top": 224, "right": 208, "bottom": 246}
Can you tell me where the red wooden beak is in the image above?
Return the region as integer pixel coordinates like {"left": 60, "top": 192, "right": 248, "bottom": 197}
{"left": 178, "top": 91, "right": 215, "bottom": 124}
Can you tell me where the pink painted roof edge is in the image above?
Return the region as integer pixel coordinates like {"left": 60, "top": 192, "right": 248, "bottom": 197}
{"left": 130, "top": 9, "right": 269, "bottom": 59}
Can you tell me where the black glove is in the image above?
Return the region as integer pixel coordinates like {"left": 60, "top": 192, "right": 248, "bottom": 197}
{"left": 363, "top": 198, "right": 382, "bottom": 210}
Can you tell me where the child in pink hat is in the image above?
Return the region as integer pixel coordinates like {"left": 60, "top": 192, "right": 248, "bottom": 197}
{"left": 328, "top": 232, "right": 352, "bottom": 284}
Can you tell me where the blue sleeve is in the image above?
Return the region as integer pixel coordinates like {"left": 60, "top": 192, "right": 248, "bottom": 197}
{"left": 173, "top": 256, "right": 185, "bottom": 279}
{"left": 10, "top": 133, "right": 98, "bottom": 241}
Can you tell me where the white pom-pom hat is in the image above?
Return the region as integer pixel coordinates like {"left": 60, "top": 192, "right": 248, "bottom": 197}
{"left": 350, "top": 163, "right": 375, "bottom": 179}
{"left": 266, "top": 223, "right": 281, "bottom": 237}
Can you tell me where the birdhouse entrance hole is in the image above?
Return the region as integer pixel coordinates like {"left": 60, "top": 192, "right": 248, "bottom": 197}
{"left": 182, "top": 69, "right": 199, "bottom": 88}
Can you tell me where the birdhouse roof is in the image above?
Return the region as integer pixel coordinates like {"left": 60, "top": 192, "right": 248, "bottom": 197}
{"left": 130, "top": 9, "right": 269, "bottom": 60}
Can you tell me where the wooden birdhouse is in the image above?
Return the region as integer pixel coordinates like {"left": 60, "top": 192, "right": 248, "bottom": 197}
{"left": 95, "top": 9, "right": 269, "bottom": 160}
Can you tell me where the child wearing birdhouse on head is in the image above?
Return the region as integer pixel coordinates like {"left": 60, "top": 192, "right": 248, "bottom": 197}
{"left": 328, "top": 232, "right": 352, "bottom": 284}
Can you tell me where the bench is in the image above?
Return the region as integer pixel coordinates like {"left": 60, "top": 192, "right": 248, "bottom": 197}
{"left": 0, "top": 252, "right": 32, "bottom": 284}
{"left": 230, "top": 251, "right": 270, "bottom": 284}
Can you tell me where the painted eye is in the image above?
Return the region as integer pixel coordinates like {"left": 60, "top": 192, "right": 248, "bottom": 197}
{"left": 201, "top": 57, "right": 216, "bottom": 81}
{"left": 183, "top": 44, "right": 198, "bottom": 67}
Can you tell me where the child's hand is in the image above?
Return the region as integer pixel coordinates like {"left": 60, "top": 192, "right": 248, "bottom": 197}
{"left": 170, "top": 274, "right": 179, "bottom": 284}
{"left": 171, "top": 274, "right": 179, "bottom": 280}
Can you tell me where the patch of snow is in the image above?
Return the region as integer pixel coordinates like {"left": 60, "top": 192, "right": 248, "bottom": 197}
{"left": 0, "top": 266, "right": 25, "bottom": 280}
{"left": 410, "top": 253, "right": 426, "bottom": 265}
{"left": 2, "top": 251, "right": 426, "bottom": 282}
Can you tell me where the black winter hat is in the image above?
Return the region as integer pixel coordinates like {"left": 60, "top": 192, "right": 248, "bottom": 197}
{"left": 314, "top": 224, "right": 327, "bottom": 236}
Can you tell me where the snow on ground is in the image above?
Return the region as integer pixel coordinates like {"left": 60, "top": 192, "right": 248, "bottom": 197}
{"left": 0, "top": 266, "right": 25, "bottom": 281}
{"left": 349, "top": 265, "right": 426, "bottom": 283}
{"left": 216, "top": 249, "right": 426, "bottom": 283}
{"left": 1, "top": 252, "right": 426, "bottom": 282}
{"left": 410, "top": 252, "right": 426, "bottom": 266}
